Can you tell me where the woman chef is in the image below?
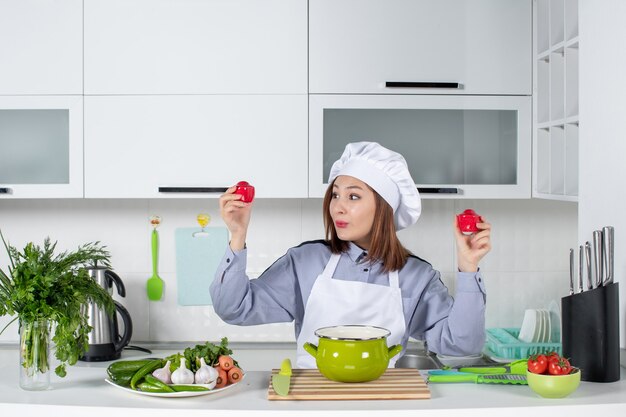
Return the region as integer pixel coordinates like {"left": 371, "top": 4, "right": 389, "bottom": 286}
{"left": 210, "top": 142, "right": 491, "bottom": 368}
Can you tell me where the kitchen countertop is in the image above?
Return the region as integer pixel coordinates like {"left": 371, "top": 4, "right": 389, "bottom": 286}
{"left": 1, "top": 344, "right": 625, "bottom": 417}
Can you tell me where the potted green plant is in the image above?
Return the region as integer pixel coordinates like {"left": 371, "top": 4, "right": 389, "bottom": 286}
{"left": 0, "top": 230, "right": 114, "bottom": 390}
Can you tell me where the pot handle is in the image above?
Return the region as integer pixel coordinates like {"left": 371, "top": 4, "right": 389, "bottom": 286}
{"left": 303, "top": 342, "right": 318, "bottom": 358}
{"left": 388, "top": 344, "right": 403, "bottom": 359}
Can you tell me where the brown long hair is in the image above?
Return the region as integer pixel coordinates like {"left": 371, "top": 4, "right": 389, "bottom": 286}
{"left": 323, "top": 180, "right": 411, "bottom": 272}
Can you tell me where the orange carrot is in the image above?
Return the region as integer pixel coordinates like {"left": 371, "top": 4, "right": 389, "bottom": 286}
{"left": 227, "top": 366, "right": 243, "bottom": 384}
{"left": 215, "top": 367, "right": 228, "bottom": 388}
{"left": 218, "top": 355, "right": 234, "bottom": 371}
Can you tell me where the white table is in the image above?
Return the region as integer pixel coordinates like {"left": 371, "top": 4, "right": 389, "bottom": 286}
{"left": 1, "top": 344, "right": 625, "bottom": 417}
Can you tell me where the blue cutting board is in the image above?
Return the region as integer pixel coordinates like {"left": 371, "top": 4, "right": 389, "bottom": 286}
{"left": 175, "top": 227, "right": 228, "bottom": 306}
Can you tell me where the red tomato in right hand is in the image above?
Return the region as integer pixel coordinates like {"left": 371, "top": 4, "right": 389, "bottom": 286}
{"left": 234, "top": 181, "right": 255, "bottom": 203}
{"left": 528, "top": 354, "right": 548, "bottom": 374}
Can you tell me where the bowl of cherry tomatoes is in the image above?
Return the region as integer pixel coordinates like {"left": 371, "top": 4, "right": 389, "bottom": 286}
{"left": 527, "top": 352, "right": 581, "bottom": 398}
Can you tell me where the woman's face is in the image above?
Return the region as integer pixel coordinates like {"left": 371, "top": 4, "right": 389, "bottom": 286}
{"left": 329, "top": 175, "right": 377, "bottom": 249}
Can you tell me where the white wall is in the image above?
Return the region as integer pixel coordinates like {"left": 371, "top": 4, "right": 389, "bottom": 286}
{"left": 0, "top": 198, "right": 577, "bottom": 344}
{"left": 579, "top": 0, "right": 626, "bottom": 347}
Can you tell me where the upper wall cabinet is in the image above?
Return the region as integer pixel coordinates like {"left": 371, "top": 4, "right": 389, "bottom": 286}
{"left": 84, "top": 95, "right": 308, "bottom": 198}
{"left": 0, "top": 96, "right": 84, "bottom": 198}
{"left": 84, "top": 0, "right": 307, "bottom": 95}
{"left": 309, "top": 94, "right": 531, "bottom": 199}
{"left": 309, "top": 0, "right": 532, "bottom": 95}
{"left": 0, "top": 0, "right": 82, "bottom": 95}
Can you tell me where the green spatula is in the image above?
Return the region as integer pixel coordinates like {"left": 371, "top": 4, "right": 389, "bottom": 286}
{"left": 147, "top": 223, "right": 164, "bottom": 301}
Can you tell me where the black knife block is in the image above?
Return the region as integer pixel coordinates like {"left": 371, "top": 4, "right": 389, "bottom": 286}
{"left": 561, "top": 282, "right": 620, "bottom": 382}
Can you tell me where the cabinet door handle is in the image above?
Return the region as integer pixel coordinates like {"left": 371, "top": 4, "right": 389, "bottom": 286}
{"left": 385, "top": 81, "right": 461, "bottom": 89}
{"left": 417, "top": 188, "right": 459, "bottom": 194}
{"left": 158, "top": 187, "right": 228, "bottom": 193}
{"left": 0, "top": 187, "right": 13, "bottom": 194}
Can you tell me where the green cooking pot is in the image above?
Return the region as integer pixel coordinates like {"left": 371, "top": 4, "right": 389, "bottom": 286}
{"left": 303, "top": 325, "right": 403, "bottom": 383}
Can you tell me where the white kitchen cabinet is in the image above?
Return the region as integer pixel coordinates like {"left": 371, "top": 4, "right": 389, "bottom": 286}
{"left": 0, "top": 96, "right": 83, "bottom": 198}
{"left": 309, "top": 94, "right": 531, "bottom": 199}
{"left": 84, "top": 0, "right": 307, "bottom": 95}
{"left": 309, "top": 0, "right": 531, "bottom": 95}
{"left": 84, "top": 95, "right": 308, "bottom": 198}
{"left": 0, "top": 0, "right": 82, "bottom": 95}
{"left": 533, "top": 0, "right": 579, "bottom": 201}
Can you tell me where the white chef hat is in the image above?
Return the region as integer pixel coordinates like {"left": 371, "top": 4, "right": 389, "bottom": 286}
{"left": 328, "top": 142, "right": 421, "bottom": 230}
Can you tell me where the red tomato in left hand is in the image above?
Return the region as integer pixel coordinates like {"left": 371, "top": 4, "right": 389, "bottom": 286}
{"left": 548, "top": 356, "right": 572, "bottom": 375}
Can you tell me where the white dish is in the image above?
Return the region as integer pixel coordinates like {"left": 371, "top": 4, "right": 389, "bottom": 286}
{"left": 545, "top": 311, "right": 552, "bottom": 343}
{"left": 104, "top": 376, "right": 244, "bottom": 398}
{"left": 435, "top": 353, "right": 483, "bottom": 367}
{"left": 540, "top": 309, "right": 550, "bottom": 343}
{"left": 518, "top": 309, "right": 537, "bottom": 343}
{"left": 548, "top": 300, "right": 561, "bottom": 343}
{"left": 533, "top": 309, "right": 544, "bottom": 343}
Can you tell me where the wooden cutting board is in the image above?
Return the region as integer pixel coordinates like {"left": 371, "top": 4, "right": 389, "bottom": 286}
{"left": 267, "top": 368, "right": 430, "bottom": 401}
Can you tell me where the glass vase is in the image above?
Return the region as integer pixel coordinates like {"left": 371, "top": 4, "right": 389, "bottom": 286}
{"left": 19, "top": 318, "right": 51, "bottom": 391}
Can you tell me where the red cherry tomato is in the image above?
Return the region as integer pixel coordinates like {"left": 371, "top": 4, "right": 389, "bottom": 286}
{"left": 548, "top": 356, "right": 572, "bottom": 375}
{"left": 234, "top": 181, "right": 255, "bottom": 203}
{"left": 546, "top": 351, "right": 560, "bottom": 360}
{"left": 528, "top": 354, "right": 548, "bottom": 374}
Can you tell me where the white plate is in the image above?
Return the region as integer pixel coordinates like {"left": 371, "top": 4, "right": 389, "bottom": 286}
{"left": 518, "top": 309, "right": 537, "bottom": 343}
{"left": 534, "top": 309, "right": 543, "bottom": 343}
{"left": 104, "top": 376, "right": 244, "bottom": 398}
{"left": 435, "top": 353, "right": 483, "bottom": 367}
{"left": 548, "top": 300, "right": 561, "bottom": 343}
{"left": 544, "top": 309, "right": 552, "bottom": 342}
{"left": 533, "top": 309, "right": 544, "bottom": 343}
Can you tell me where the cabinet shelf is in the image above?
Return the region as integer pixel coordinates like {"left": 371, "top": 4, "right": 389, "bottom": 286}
{"left": 533, "top": 0, "right": 579, "bottom": 202}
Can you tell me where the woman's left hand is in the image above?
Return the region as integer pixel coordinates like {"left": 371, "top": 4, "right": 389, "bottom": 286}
{"left": 454, "top": 217, "right": 492, "bottom": 273}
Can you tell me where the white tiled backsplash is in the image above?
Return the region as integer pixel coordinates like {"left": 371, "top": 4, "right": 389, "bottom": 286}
{"left": 0, "top": 198, "right": 577, "bottom": 343}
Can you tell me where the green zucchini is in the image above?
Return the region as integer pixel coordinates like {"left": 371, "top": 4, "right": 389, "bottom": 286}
{"left": 108, "top": 372, "right": 134, "bottom": 387}
{"left": 107, "top": 359, "right": 157, "bottom": 377}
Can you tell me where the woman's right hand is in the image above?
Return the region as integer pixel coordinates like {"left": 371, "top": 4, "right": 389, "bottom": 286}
{"left": 219, "top": 186, "right": 252, "bottom": 251}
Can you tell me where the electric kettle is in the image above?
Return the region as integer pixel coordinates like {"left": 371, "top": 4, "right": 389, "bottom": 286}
{"left": 80, "top": 266, "right": 133, "bottom": 362}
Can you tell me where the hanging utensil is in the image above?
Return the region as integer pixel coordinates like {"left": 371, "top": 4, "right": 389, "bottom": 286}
{"left": 602, "top": 226, "right": 614, "bottom": 285}
{"left": 593, "top": 230, "right": 603, "bottom": 288}
{"left": 585, "top": 242, "right": 593, "bottom": 291}
{"left": 146, "top": 215, "right": 164, "bottom": 301}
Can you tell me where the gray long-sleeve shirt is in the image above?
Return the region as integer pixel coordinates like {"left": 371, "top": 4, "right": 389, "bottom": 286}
{"left": 210, "top": 240, "right": 486, "bottom": 355}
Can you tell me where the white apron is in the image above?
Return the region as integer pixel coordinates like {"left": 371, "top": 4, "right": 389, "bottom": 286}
{"left": 296, "top": 253, "right": 406, "bottom": 369}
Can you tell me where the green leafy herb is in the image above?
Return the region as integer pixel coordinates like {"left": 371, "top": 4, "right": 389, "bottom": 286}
{"left": 166, "top": 338, "right": 238, "bottom": 373}
{"left": 0, "top": 230, "right": 115, "bottom": 377}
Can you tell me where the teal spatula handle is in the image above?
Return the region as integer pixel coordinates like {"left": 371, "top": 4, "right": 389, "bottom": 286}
{"left": 152, "top": 229, "right": 158, "bottom": 274}
{"left": 428, "top": 373, "right": 479, "bottom": 383}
